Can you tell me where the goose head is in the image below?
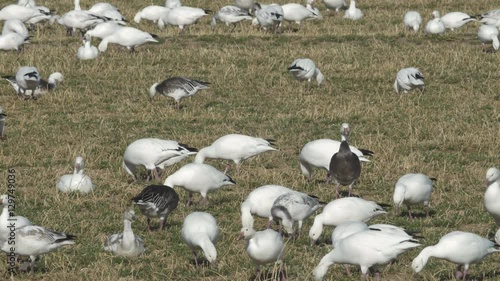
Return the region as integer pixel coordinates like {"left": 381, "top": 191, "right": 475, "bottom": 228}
{"left": 486, "top": 167, "right": 500, "bottom": 187}
{"left": 123, "top": 208, "right": 136, "bottom": 221}
{"left": 0, "top": 195, "right": 9, "bottom": 205}
{"left": 239, "top": 226, "right": 256, "bottom": 240}
{"left": 339, "top": 123, "right": 350, "bottom": 141}
{"left": 74, "top": 156, "right": 85, "bottom": 173}
{"left": 432, "top": 11, "right": 440, "bottom": 19}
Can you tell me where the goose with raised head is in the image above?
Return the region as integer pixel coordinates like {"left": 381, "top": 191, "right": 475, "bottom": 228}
{"left": 56, "top": 156, "right": 95, "bottom": 193}
{"left": 132, "top": 185, "right": 179, "bottom": 231}
{"left": 478, "top": 25, "right": 499, "bottom": 51}
{"left": 441, "top": 12, "right": 476, "bottom": 30}
{"left": 394, "top": 67, "right": 424, "bottom": 94}
{"left": 181, "top": 212, "right": 219, "bottom": 267}
{"left": 404, "top": 11, "right": 422, "bottom": 32}
{"left": 393, "top": 173, "right": 434, "bottom": 219}
{"left": 77, "top": 33, "right": 98, "bottom": 60}
{"left": 57, "top": 0, "right": 109, "bottom": 36}
{"left": 104, "top": 208, "right": 145, "bottom": 257}
{"left": 149, "top": 76, "right": 210, "bottom": 109}
{"left": 98, "top": 26, "right": 158, "bottom": 52}
{"left": 160, "top": 6, "right": 211, "bottom": 33}
{"left": 425, "top": 11, "right": 445, "bottom": 34}
{"left": 211, "top": 5, "right": 252, "bottom": 32}
{"left": 484, "top": 167, "right": 500, "bottom": 225}
{"left": 329, "top": 140, "right": 361, "bottom": 197}
{"left": 241, "top": 229, "right": 286, "bottom": 280}
{"left": 344, "top": 0, "right": 363, "bottom": 20}
{"left": 0, "top": 195, "right": 32, "bottom": 240}
{"left": 288, "top": 58, "right": 324, "bottom": 87}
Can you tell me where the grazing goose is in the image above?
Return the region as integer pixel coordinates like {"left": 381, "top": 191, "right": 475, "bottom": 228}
{"left": 309, "top": 197, "right": 387, "bottom": 245}
{"left": 440, "top": 12, "right": 476, "bottom": 30}
{"left": 131, "top": 185, "right": 179, "bottom": 231}
{"left": 181, "top": 212, "right": 219, "bottom": 267}
{"left": 88, "top": 3, "right": 126, "bottom": 24}
{"left": 329, "top": 141, "right": 361, "bottom": 197}
{"left": 484, "top": 167, "right": 500, "bottom": 225}
{"left": 122, "top": 138, "right": 197, "bottom": 181}
{"left": 211, "top": 5, "right": 252, "bottom": 32}
{"left": 164, "top": 163, "right": 236, "bottom": 206}
{"left": 271, "top": 191, "right": 323, "bottom": 236}
{"left": 88, "top": 2, "right": 119, "bottom": 14}
{"left": 281, "top": 3, "right": 319, "bottom": 30}
{"left": 241, "top": 185, "right": 294, "bottom": 233}
{"left": 234, "top": 0, "right": 255, "bottom": 12}
{"left": 57, "top": 0, "right": 109, "bottom": 37}
{"left": 425, "top": 11, "right": 445, "bottom": 34}
{"left": 477, "top": 9, "right": 500, "bottom": 26}
{"left": 478, "top": 25, "right": 499, "bottom": 51}
{"left": 344, "top": 0, "right": 363, "bottom": 20}
{"left": 15, "top": 66, "right": 40, "bottom": 98}
{"left": 149, "top": 76, "right": 210, "bottom": 109}
{"left": 403, "top": 11, "right": 422, "bottom": 32}
{"left": 85, "top": 21, "right": 122, "bottom": 39}
{"left": 104, "top": 208, "right": 145, "bottom": 257}
{"left": 194, "top": 134, "right": 277, "bottom": 174}
{"left": 56, "top": 156, "right": 95, "bottom": 193}
{"left": 314, "top": 230, "right": 420, "bottom": 281}
{"left": 0, "top": 32, "right": 28, "bottom": 51}
{"left": 299, "top": 123, "right": 373, "bottom": 182}
{"left": 2, "top": 18, "right": 29, "bottom": 37}
{"left": 0, "top": 195, "right": 32, "bottom": 240}
{"left": 254, "top": 3, "right": 284, "bottom": 33}
{"left": 77, "top": 33, "right": 99, "bottom": 60}
{"left": 332, "top": 222, "right": 415, "bottom": 247}
{"left": 98, "top": 27, "right": 158, "bottom": 52}
{"left": 0, "top": 5, "right": 47, "bottom": 22}
{"left": 133, "top": 6, "right": 171, "bottom": 25}
{"left": 165, "top": 0, "right": 182, "bottom": 9}
{"left": 0, "top": 225, "right": 75, "bottom": 274}
{"left": 0, "top": 107, "right": 5, "bottom": 139}
{"left": 393, "top": 173, "right": 434, "bottom": 219}
{"left": 323, "top": 0, "right": 346, "bottom": 14}
{"left": 394, "top": 67, "right": 425, "bottom": 94}
{"left": 3, "top": 71, "right": 63, "bottom": 99}
{"left": 288, "top": 58, "right": 324, "bottom": 87}
{"left": 241, "top": 229, "right": 286, "bottom": 280}
{"left": 412, "top": 231, "right": 499, "bottom": 279}
{"left": 160, "top": 6, "right": 211, "bottom": 33}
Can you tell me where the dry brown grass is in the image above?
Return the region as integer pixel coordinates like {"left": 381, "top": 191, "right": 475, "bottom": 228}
{"left": 0, "top": 0, "right": 499, "bottom": 280}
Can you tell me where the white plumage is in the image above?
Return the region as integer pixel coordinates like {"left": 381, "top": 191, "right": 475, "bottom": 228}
{"left": 211, "top": 5, "right": 252, "bottom": 31}
{"left": 425, "top": 11, "right": 445, "bottom": 35}
{"left": 2, "top": 18, "right": 29, "bottom": 37}
{"left": 98, "top": 27, "right": 158, "bottom": 52}
{"left": 440, "top": 12, "right": 476, "bottom": 30}
{"left": 88, "top": 2, "right": 125, "bottom": 24}
{"left": 255, "top": 3, "right": 284, "bottom": 32}
{"left": 394, "top": 67, "right": 424, "bottom": 94}
{"left": 288, "top": 58, "right": 324, "bottom": 87}
{"left": 57, "top": 8, "right": 107, "bottom": 36}
{"left": 15, "top": 66, "right": 40, "bottom": 98}
{"left": 271, "top": 191, "right": 323, "bottom": 235}
{"left": 134, "top": 6, "right": 171, "bottom": 25}
{"left": 181, "top": 212, "right": 219, "bottom": 266}
{"left": 104, "top": 208, "right": 145, "bottom": 257}
{"left": 242, "top": 229, "right": 286, "bottom": 280}
{"left": 77, "top": 33, "right": 98, "bottom": 60}
{"left": 484, "top": 167, "right": 500, "bottom": 225}
{"left": 0, "top": 4, "right": 46, "bottom": 22}
{"left": 393, "top": 173, "right": 434, "bottom": 219}
{"left": 477, "top": 9, "right": 500, "bottom": 26}
{"left": 477, "top": 25, "right": 500, "bottom": 51}
{"left": 56, "top": 156, "right": 95, "bottom": 193}
{"left": 403, "top": 11, "right": 422, "bottom": 32}
{"left": 323, "top": 0, "right": 346, "bottom": 14}
{"left": 0, "top": 195, "right": 32, "bottom": 240}
{"left": 160, "top": 6, "right": 210, "bottom": 32}
{"left": 234, "top": 0, "right": 255, "bottom": 11}
{"left": 0, "top": 32, "right": 28, "bottom": 51}
{"left": 281, "top": 3, "right": 319, "bottom": 28}
{"left": 165, "top": 0, "right": 182, "bottom": 9}
{"left": 3, "top": 71, "right": 63, "bottom": 98}
{"left": 344, "top": 0, "right": 363, "bottom": 20}
{"left": 85, "top": 22, "right": 122, "bottom": 39}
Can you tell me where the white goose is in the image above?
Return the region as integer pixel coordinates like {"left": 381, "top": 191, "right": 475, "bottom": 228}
{"left": 394, "top": 67, "right": 425, "bottom": 94}
{"left": 309, "top": 197, "right": 387, "bottom": 245}
{"left": 164, "top": 163, "right": 236, "bottom": 206}
{"left": 104, "top": 208, "right": 145, "bottom": 257}
{"left": 132, "top": 185, "right": 179, "bottom": 231}
{"left": 344, "top": 0, "right": 363, "bottom": 20}
{"left": 314, "top": 230, "right": 420, "bottom": 281}
{"left": 288, "top": 58, "right": 324, "bottom": 87}
{"left": 2, "top": 18, "right": 29, "bottom": 37}
{"left": 254, "top": 3, "right": 284, "bottom": 33}
{"left": 149, "top": 76, "right": 210, "bottom": 109}
{"left": 88, "top": 2, "right": 126, "bottom": 24}
{"left": 0, "top": 5, "right": 47, "bottom": 22}
{"left": 393, "top": 173, "right": 434, "bottom": 219}
{"left": 211, "top": 5, "right": 252, "bottom": 32}
{"left": 495, "top": 228, "right": 500, "bottom": 245}
{"left": 412, "top": 231, "right": 500, "bottom": 280}
{"left": 477, "top": 9, "right": 500, "bottom": 26}
{"left": 57, "top": 0, "right": 108, "bottom": 36}
{"left": 484, "top": 167, "right": 500, "bottom": 225}
{"left": 56, "top": 156, "right": 95, "bottom": 193}
{"left": 234, "top": 0, "right": 255, "bottom": 11}
{"left": 299, "top": 123, "right": 373, "bottom": 182}
{"left": 85, "top": 22, "right": 122, "bottom": 39}
{"left": 77, "top": 33, "right": 99, "bottom": 60}
{"left": 98, "top": 27, "right": 158, "bottom": 52}
{"left": 241, "top": 229, "right": 286, "bottom": 280}
{"left": 122, "top": 138, "right": 197, "bottom": 181}
{"left": 194, "top": 134, "right": 277, "bottom": 174}
{"left": 181, "top": 212, "right": 219, "bottom": 267}
{"left": 332, "top": 222, "right": 415, "bottom": 247}
{"left": 478, "top": 25, "right": 499, "bottom": 51}
{"left": 425, "top": 11, "right": 445, "bottom": 35}
{"left": 281, "top": 3, "right": 319, "bottom": 30}
{"left": 403, "top": 11, "right": 422, "bottom": 32}
{"left": 0, "top": 107, "right": 5, "bottom": 139}
{"left": 440, "top": 12, "right": 476, "bottom": 30}
{"left": 160, "top": 6, "right": 211, "bottom": 33}
{"left": 323, "top": 0, "right": 346, "bottom": 14}
{"left": 133, "top": 6, "right": 171, "bottom": 25}
{"left": 3, "top": 71, "right": 63, "bottom": 98}
{"left": 15, "top": 66, "right": 40, "bottom": 98}
{"left": 0, "top": 32, "right": 28, "bottom": 51}
{"left": 0, "top": 195, "right": 32, "bottom": 240}
{"left": 165, "top": 0, "right": 182, "bottom": 9}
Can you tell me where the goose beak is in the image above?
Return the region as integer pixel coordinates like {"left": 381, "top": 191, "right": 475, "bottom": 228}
{"left": 238, "top": 232, "right": 244, "bottom": 240}
{"left": 310, "top": 238, "right": 316, "bottom": 246}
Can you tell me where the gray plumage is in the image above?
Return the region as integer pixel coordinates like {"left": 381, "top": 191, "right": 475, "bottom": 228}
{"left": 271, "top": 191, "right": 323, "bottom": 235}
{"left": 329, "top": 140, "right": 361, "bottom": 197}
{"left": 2, "top": 72, "right": 63, "bottom": 99}
{"left": 132, "top": 185, "right": 179, "bottom": 231}
{"left": 0, "top": 106, "right": 5, "bottom": 139}
{"left": 149, "top": 76, "right": 210, "bottom": 109}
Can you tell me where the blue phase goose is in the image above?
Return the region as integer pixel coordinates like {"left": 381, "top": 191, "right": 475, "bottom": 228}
{"left": 181, "top": 212, "right": 220, "bottom": 267}
{"left": 211, "top": 5, "right": 252, "bottom": 32}
{"left": 149, "top": 77, "right": 210, "bottom": 109}
{"left": 288, "top": 58, "right": 324, "bottom": 87}
{"left": 394, "top": 67, "right": 424, "bottom": 94}
{"left": 104, "top": 208, "right": 145, "bottom": 257}
{"left": 393, "top": 173, "right": 434, "bottom": 219}
{"left": 0, "top": 107, "right": 5, "bottom": 139}
{"left": 329, "top": 140, "right": 361, "bottom": 198}
{"left": 132, "top": 185, "right": 179, "bottom": 231}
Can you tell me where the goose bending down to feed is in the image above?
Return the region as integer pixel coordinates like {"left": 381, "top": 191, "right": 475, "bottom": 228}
{"left": 0, "top": 195, "right": 32, "bottom": 240}
{"left": 288, "top": 58, "right": 324, "bottom": 88}
{"left": 56, "top": 156, "right": 95, "bottom": 193}
{"left": 0, "top": 5, "right": 47, "bottom": 22}
{"left": 404, "top": 11, "right": 422, "bottom": 32}
{"left": 0, "top": 32, "right": 29, "bottom": 51}
{"left": 254, "top": 3, "right": 284, "bottom": 33}
{"left": 57, "top": 10, "right": 108, "bottom": 36}
{"left": 323, "top": 0, "right": 346, "bottom": 14}
{"left": 194, "top": 134, "right": 277, "bottom": 174}
{"left": 484, "top": 167, "right": 500, "bottom": 225}
{"left": 393, "top": 173, "right": 434, "bottom": 219}
{"left": 332, "top": 222, "right": 417, "bottom": 247}
{"left": 412, "top": 231, "right": 500, "bottom": 280}
{"left": 181, "top": 212, "right": 220, "bottom": 267}
{"left": 0, "top": 107, "right": 5, "bottom": 139}
{"left": 88, "top": 2, "right": 126, "bottom": 24}
{"left": 476, "top": 9, "right": 500, "bottom": 26}
{"left": 314, "top": 229, "right": 420, "bottom": 281}
{"left": 477, "top": 25, "right": 499, "bottom": 51}
{"left": 15, "top": 66, "right": 40, "bottom": 98}
{"left": 299, "top": 123, "right": 373, "bottom": 182}
{"left": 440, "top": 12, "right": 476, "bottom": 30}
{"left": 394, "top": 67, "right": 425, "bottom": 94}
{"left": 104, "top": 208, "right": 145, "bottom": 257}
{"left": 1, "top": 225, "right": 75, "bottom": 274}
{"left": 159, "top": 6, "right": 211, "bottom": 33}
{"left": 85, "top": 22, "right": 122, "bottom": 39}
{"left": 3, "top": 72, "right": 63, "bottom": 99}
{"left": 425, "top": 11, "right": 445, "bottom": 35}
{"left": 344, "top": 0, "right": 363, "bottom": 20}
{"left": 77, "top": 33, "right": 98, "bottom": 60}
{"left": 234, "top": 0, "right": 255, "bottom": 12}
{"left": 149, "top": 77, "right": 210, "bottom": 109}
{"left": 211, "top": 5, "right": 252, "bottom": 32}
{"left": 98, "top": 27, "right": 158, "bottom": 52}
{"left": 132, "top": 185, "right": 179, "bottom": 231}
{"left": 309, "top": 197, "right": 387, "bottom": 245}
{"left": 133, "top": 6, "right": 171, "bottom": 25}
{"left": 281, "top": 3, "right": 320, "bottom": 30}
{"left": 122, "top": 138, "right": 197, "bottom": 181}
{"left": 164, "top": 163, "right": 236, "bottom": 206}
{"left": 329, "top": 140, "right": 361, "bottom": 197}
{"left": 2, "top": 19, "right": 29, "bottom": 37}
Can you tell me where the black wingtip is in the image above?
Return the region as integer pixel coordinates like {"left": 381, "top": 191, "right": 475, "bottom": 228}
{"left": 178, "top": 143, "right": 198, "bottom": 152}
{"left": 265, "top": 138, "right": 276, "bottom": 145}
{"left": 358, "top": 148, "right": 374, "bottom": 156}
{"left": 204, "top": 9, "right": 213, "bottom": 14}
{"left": 150, "top": 33, "right": 159, "bottom": 39}
{"left": 430, "top": 177, "right": 437, "bottom": 182}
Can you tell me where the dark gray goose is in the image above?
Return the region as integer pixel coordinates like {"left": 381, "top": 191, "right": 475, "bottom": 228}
{"left": 149, "top": 77, "right": 210, "bottom": 109}
{"left": 329, "top": 140, "right": 361, "bottom": 198}
{"left": 131, "top": 185, "right": 179, "bottom": 231}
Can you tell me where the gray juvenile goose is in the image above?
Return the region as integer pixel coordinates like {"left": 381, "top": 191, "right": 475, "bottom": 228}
{"left": 149, "top": 77, "right": 210, "bottom": 109}
{"left": 132, "top": 185, "right": 179, "bottom": 231}
{"left": 329, "top": 140, "right": 361, "bottom": 198}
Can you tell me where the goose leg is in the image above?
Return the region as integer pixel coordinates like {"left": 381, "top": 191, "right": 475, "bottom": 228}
{"left": 335, "top": 184, "right": 341, "bottom": 198}
{"left": 159, "top": 218, "right": 165, "bottom": 230}
{"left": 153, "top": 168, "right": 161, "bottom": 181}
{"left": 186, "top": 192, "right": 193, "bottom": 207}
{"left": 279, "top": 262, "right": 287, "bottom": 281}
{"left": 395, "top": 205, "right": 400, "bottom": 216}
{"left": 425, "top": 205, "right": 430, "bottom": 217}
{"left": 348, "top": 183, "right": 353, "bottom": 197}
{"left": 192, "top": 251, "right": 199, "bottom": 267}
{"left": 147, "top": 218, "right": 152, "bottom": 232}
{"left": 408, "top": 206, "right": 413, "bottom": 220}
{"left": 30, "top": 255, "right": 36, "bottom": 274}
{"left": 176, "top": 101, "right": 181, "bottom": 110}
{"left": 224, "top": 161, "right": 231, "bottom": 174}
{"left": 344, "top": 264, "right": 351, "bottom": 275}
{"left": 375, "top": 271, "right": 381, "bottom": 281}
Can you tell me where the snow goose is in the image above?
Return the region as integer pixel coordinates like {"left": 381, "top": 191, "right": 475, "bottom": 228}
{"left": 254, "top": 3, "right": 284, "bottom": 33}
{"left": 0, "top": 4, "right": 47, "bottom": 22}
{"left": 88, "top": 2, "right": 126, "bottom": 24}
{"left": 0, "top": 225, "right": 75, "bottom": 274}
{"left": 344, "top": 0, "right": 363, "bottom": 20}
{"left": 166, "top": 0, "right": 182, "bottom": 9}
{"left": 495, "top": 228, "right": 500, "bottom": 245}
{"left": 77, "top": 33, "right": 98, "bottom": 60}
{"left": 332, "top": 222, "right": 415, "bottom": 247}
{"left": 241, "top": 185, "right": 294, "bottom": 233}
{"left": 484, "top": 167, "right": 500, "bottom": 225}
{"left": 0, "top": 32, "right": 28, "bottom": 51}
{"left": 288, "top": 58, "right": 324, "bottom": 87}
{"left": 104, "top": 208, "right": 145, "bottom": 257}
{"left": 314, "top": 230, "right": 420, "bottom": 281}
{"left": 0, "top": 107, "right": 5, "bottom": 139}
{"left": 403, "top": 11, "right": 422, "bottom": 32}
{"left": 160, "top": 6, "right": 211, "bottom": 33}
{"left": 3, "top": 71, "right": 63, "bottom": 99}
{"left": 85, "top": 21, "right": 122, "bottom": 39}
{"left": 425, "top": 11, "right": 445, "bottom": 35}
{"left": 2, "top": 18, "right": 29, "bottom": 37}
{"left": 477, "top": 9, "right": 500, "bottom": 26}
{"left": 441, "top": 12, "right": 476, "bottom": 30}
{"left": 57, "top": 4, "right": 109, "bottom": 36}
{"left": 194, "top": 134, "right": 277, "bottom": 174}
{"left": 164, "top": 163, "right": 236, "bottom": 206}
{"left": 234, "top": 0, "right": 255, "bottom": 12}
{"left": 329, "top": 140, "right": 361, "bottom": 197}
{"left": 241, "top": 229, "right": 286, "bottom": 280}
{"left": 149, "top": 76, "right": 210, "bottom": 109}
{"left": 122, "top": 138, "right": 197, "bottom": 181}
{"left": 0, "top": 194, "right": 32, "bottom": 240}
{"left": 181, "top": 212, "right": 219, "bottom": 267}
{"left": 211, "top": 5, "right": 252, "bottom": 32}
{"left": 323, "top": 0, "right": 346, "bottom": 14}
{"left": 15, "top": 66, "right": 40, "bottom": 98}
{"left": 56, "top": 156, "right": 95, "bottom": 193}
{"left": 98, "top": 26, "right": 158, "bottom": 52}
{"left": 88, "top": 2, "right": 118, "bottom": 14}
{"left": 299, "top": 123, "right": 373, "bottom": 182}
{"left": 394, "top": 67, "right": 424, "bottom": 94}
{"left": 309, "top": 197, "right": 387, "bottom": 245}
{"left": 393, "top": 173, "right": 434, "bottom": 219}
{"left": 281, "top": 3, "right": 320, "bottom": 30}
{"left": 132, "top": 185, "right": 179, "bottom": 231}
{"left": 478, "top": 25, "right": 499, "bottom": 51}
{"left": 412, "top": 231, "right": 500, "bottom": 279}
{"left": 133, "top": 6, "right": 171, "bottom": 25}
{"left": 271, "top": 191, "right": 323, "bottom": 236}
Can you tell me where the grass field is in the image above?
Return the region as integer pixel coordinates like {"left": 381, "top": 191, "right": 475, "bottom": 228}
{"left": 0, "top": 0, "right": 499, "bottom": 280}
